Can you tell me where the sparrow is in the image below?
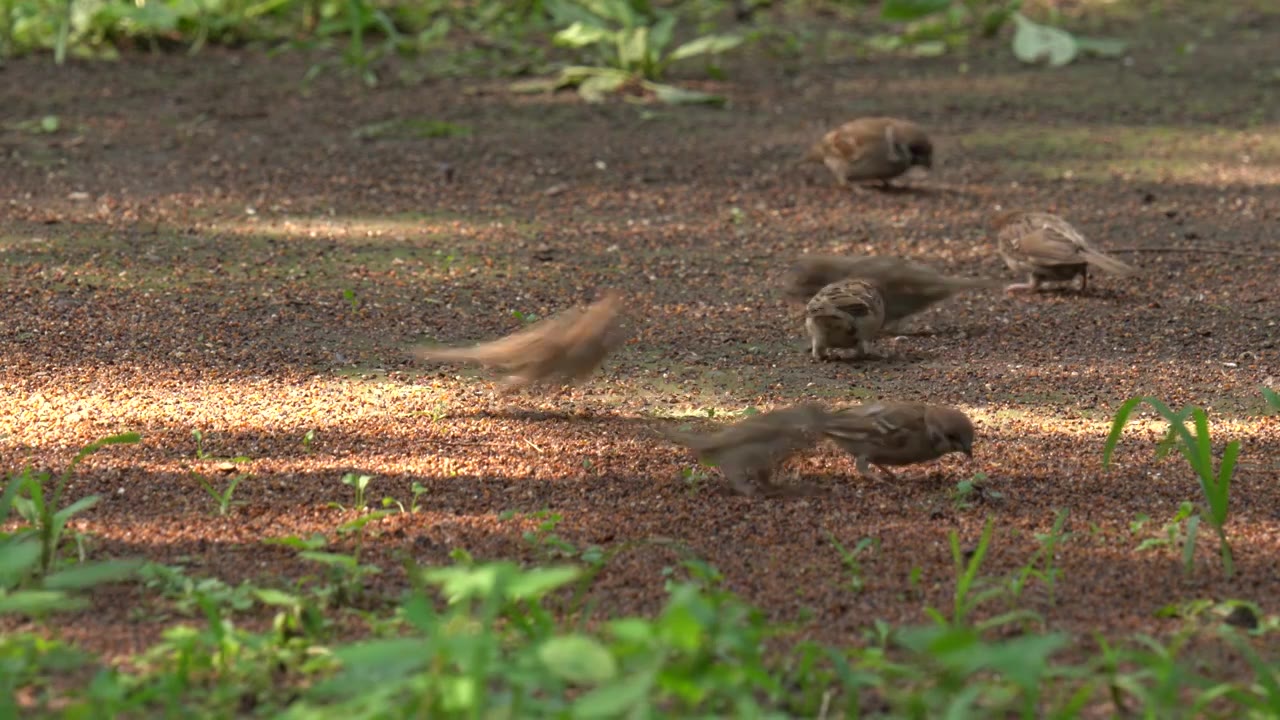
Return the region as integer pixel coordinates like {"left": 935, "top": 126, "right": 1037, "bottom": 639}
{"left": 805, "top": 117, "right": 933, "bottom": 188}
{"left": 822, "top": 401, "right": 974, "bottom": 481}
{"left": 411, "top": 291, "right": 626, "bottom": 392}
{"left": 992, "top": 210, "right": 1137, "bottom": 293}
{"left": 785, "top": 255, "right": 1005, "bottom": 331}
{"left": 805, "top": 278, "right": 886, "bottom": 361}
{"left": 666, "top": 403, "right": 830, "bottom": 497}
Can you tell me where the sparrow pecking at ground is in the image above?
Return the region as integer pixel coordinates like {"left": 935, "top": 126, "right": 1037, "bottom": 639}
{"left": 804, "top": 117, "right": 933, "bottom": 188}
{"left": 410, "top": 291, "right": 626, "bottom": 393}
{"left": 666, "top": 403, "right": 830, "bottom": 497}
{"left": 785, "top": 255, "right": 1005, "bottom": 332}
{"left": 822, "top": 401, "right": 974, "bottom": 481}
{"left": 804, "top": 278, "right": 886, "bottom": 361}
{"left": 992, "top": 210, "right": 1137, "bottom": 293}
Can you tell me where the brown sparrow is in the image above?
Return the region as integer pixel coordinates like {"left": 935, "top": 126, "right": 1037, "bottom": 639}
{"left": 805, "top": 278, "right": 886, "bottom": 361}
{"left": 786, "top": 255, "right": 1004, "bottom": 331}
{"left": 667, "top": 403, "right": 830, "bottom": 497}
{"left": 992, "top": 210, "right": 1137, "bottom": 293}
{"left": 805, "top": 117, "right": 933, "bottom": 188}
{"left": 823, "top": 401, "right": 974, "bottom": 480}
{"left": 411, "top": 291, "right": 625, "bottom": 392}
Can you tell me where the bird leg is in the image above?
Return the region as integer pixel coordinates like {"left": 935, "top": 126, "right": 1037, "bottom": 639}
{"left": 854, "top": 457, "right": 895, "bottom": 483}
{"left": 1004, "top": 275, "right": 1040, "bottom": 294}
{"left": 873, "top": 463, "right": 899, "bottom": 482}
{"left": 1076, "top": 270, "right": 1089, "bottom": 293}
{"left": 725, "top": 464, "right": 762, "bottom": 496}
{"left": 812, "top": 338, "right": 829, "bottom": 362}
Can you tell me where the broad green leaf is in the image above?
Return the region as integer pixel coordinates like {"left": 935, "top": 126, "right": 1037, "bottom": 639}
{"left": 42, "top": 559, "right": 142, "bottom": 590}
{"left": 1262, "top": 386, "right": 1280, "bottom": 412}
{"left": 578, "top": 72, "right": 629, "bottom": 103}
{"left": 895, "top": 624, "right": 978, "bottom": 656}
{"left": 941, "top": 684, "right": 985, "bottom": 719}
{"left": 618, "top": 26, "right": 649, "bottom": 72}
{"left": 554, "top": 21, "right": 615, "bottom": 49}
{"left": 0, "top": 541, "right": 41, "bottom": 586}
{"left": 299, "top": 551, "right": 358, "bottom": 569}
{"left": 648, "top": 11, "right": 676, "bottom": 58}
{"left": 1011, "top": 13, "right": 1078, "bottom": 67}
{"left": 506, "top": 566, "right": 582, "bottom": 600}
{"left": 911, "top": 40, "right": 948, "bottom": 57}
{"left": 310, "top": 638, "right": 429, "bottom": 697}
{"left": 539, "top": 634, "right": 617, "bottom": 684}
{"left": 545, "top": 0, "right": 613, "bottom": 27}
{"left": 579, "top": 0, "right": 638, "bottom": 26}
{"left": 423, "top": 562, "right": 512, "bottom": 602}
{"left": 572, "top": 666, "right": 657, "bottom": 718}
{"left": 980, "top": 633, "right": 1071, "bottom": 687}
{"left": 657, "top": 598, "right": 705, "bottom": 651}
{"left": 608, "top": 617, "right": 656, "bottom": 644}
{"left": 648, "top": 83, "right": 725, "bottom": 106}
{"left": 880, "top": 0, "right": 951, "bottom": 22}
{"left": 253, "top": 588, "right": 301, "bottom": 606}
{"left": 510, "top": 77, "right": 561, "bottom": 94}
{"left": 1076, "top": 36, "right": 1128, "bottom": 58}
{"left": 262, "top": 533, "right": 327, "bottom": 550}
{"left": 0, "top": 590, "right": 84, "bottom": 615}
{"left": 400, "top": 592, "right": 439, "bottom": 633}
{"left": 0, "top": 471, "right": 32, "bottom": 523}
{"left": 667, "top": 34, "right": 743, "bottom": 63}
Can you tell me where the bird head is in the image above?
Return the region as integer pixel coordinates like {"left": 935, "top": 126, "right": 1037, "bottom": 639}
{"left": 906, "top": 138, "right": 933, "bottom": 169}
{"left": 926, "top": 406, "right": 975, "bottom": 458}
{"left": 889, "top": 122, "right": 933, "bottom": 169}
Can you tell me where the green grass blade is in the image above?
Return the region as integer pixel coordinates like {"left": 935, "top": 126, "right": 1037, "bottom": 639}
{"left": 1212, "top": 440, "right": 1240, "bottom": 526}
{"left": 56, "top": 432, "right": 141, "bottom": 507}
{"left": 1102, "top": 396, "right": 1146, "bottom": 469}
{"left": 1221, "top": 629, "right": 1280, "bottom": 707}
{"left": 1182, "top": 515, "right": 1199, "bottom": 577}
{"left": 1262, "top": 386, "right": 1280, "bottom": 413}
{"left": 1191, "top": 408, "right": 1213, "bottom": 475}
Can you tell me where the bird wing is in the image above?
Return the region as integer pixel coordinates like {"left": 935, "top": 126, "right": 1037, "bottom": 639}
{"left": 1016, "top": 213, "right": 1135, "bottom": 275}
{"left": 785, "top": 256, "right": 865, "bottom": 301}
{"left": 1013, "top": 228, "right": 1088, "bottom": 267}
{"left": 410, "top": 300, "right": 593, "bottom": 370}
{"left": 807, "top": 279, "right": 881, "bottom": 318}
{"left": 668, "top": 404, "right": 827, "bottom": 455}
{"left": 825, "top": 402, "right": 926, "bottom": 452}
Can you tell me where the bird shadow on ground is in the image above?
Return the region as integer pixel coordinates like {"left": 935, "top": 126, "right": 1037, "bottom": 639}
{"left": 863, "top": 184, "right": 968, "bottom": 199}
{"left": 885, "top": 322, "right": 993, "bottom": 338}
{"left": 822, "top": 350, "right": 929, "bottom": 365}
{"left": 1009, "top": 286, "right": 1130, "bottom": 301}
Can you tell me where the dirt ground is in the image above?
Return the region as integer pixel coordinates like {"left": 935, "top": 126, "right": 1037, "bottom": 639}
{"left": 2, "top": 6, "right": 1279, "bottom": 665}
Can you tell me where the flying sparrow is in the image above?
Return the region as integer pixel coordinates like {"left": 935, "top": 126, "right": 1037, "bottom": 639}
{"left": 786, "top": 255, "right": 1004, "bottom": 331}
{"left": 992, "top": 210, "right": 1137, "bottom": 293}
{"left": 667, "top": 403, "right": 830, "bottom": 497}
{"left": 805, "top": 278, "right": 886, "bottom": 361}
{"left": 823, "top": 401, "right": 974, "bottom": 481}
{"left": 805, "top": 117, "right": 933, "bottom": 188}
{"left": 411, "top": 291, "right": 626, "bottom": 392}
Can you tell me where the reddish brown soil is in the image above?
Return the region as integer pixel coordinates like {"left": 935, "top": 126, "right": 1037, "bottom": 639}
{"left": 2, "top": 7, "right": 1279, "bottom": 666}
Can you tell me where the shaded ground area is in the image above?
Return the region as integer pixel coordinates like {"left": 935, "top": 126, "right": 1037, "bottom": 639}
{"left": 2, "top": 7, "right": 1279, "bottom": 664}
